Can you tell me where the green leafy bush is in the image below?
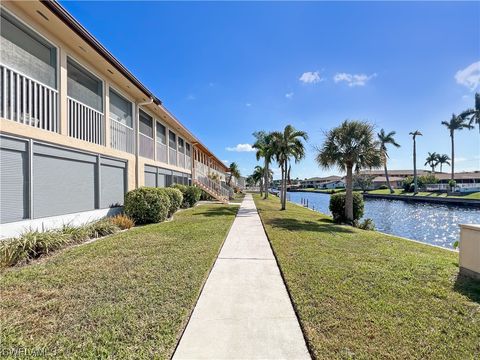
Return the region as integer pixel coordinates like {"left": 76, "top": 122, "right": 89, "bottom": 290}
{"left": 378, "top": 185, "right": 389, "bottom": 190}
{"left": 355, "top": 218, "right": 376, "bottom": 230}
{"left": 448, "top": 179, "right": 457, "bottom": 189}
{"left": 329, "top": 192, "right": 364, "bottom": 223}
{"left": 171, "top": 184, "right": 202, "bottom": 208}
{"left": 124, "top": 187, "right": 171, "bottom": 224}
{"left": 162, "top": 188, "right": 183, "bottom": 216}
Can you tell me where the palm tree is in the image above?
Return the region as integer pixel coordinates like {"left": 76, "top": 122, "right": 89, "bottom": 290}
{"left": 441, "top": 114, "right": 473, "bottom": 180}
{"left": 316, "top": 120, "right": 382, "bottom": 223}
{"left": 252, "top": 131, "right": 276, "bottom": 199}
{"left": 270, "top": 125, "right": 308, "bottom": 210}
{"left": 409, "top": 130, "right": 422, "bottom": 193}
{"left": 424, "top": 152, "right": 439, "bottom": 173}
{"left": 436, "top": 154, "right": 450, "bottom": 173}
{"left": 227, "top": 162, "right": 241, "bottom": 187}
{"left": 459, "top": 92, "right": 480, "bottom": 133}
{"left": 377, "top": 129, "right": 400, "bottom": 194}
{"left": 252, "top": 165, "right": 269, "bottom": 197}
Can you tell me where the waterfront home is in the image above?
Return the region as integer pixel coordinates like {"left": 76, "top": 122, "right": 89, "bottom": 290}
{"left": 0, "top": 0, "right": 230, "bottom": 238}
{"left": 300, "top": 175, "right": 342, "bottom": 188}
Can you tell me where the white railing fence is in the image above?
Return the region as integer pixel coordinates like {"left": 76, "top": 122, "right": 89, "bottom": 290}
{"left": 68, "top": 97, "right": 105, "bottom": 145}
{"left": 1, "top": 65, "right": 58, "bottom": 132}
{"left": 194, "top": 165, "right": 229, "bottom": 199}
{"left": 110, "top": 118, "right": 134, "bottom": 154}
{"left": 169, "top": 148, "right": 177, "bottom": 166}
{"left": 186, "top": 156, "right": 192, "bottom": 170}
{"left": 156, "top": 142, "right": 167, "bottom": 163}
{"left": 139, "top": 133, "right": 154, "bottom": 159}
{"left": 178, "top": 152, "right": 185, "bottom": 168}
{"left": 425, "top": 183, "right": 480, "bottom": 192}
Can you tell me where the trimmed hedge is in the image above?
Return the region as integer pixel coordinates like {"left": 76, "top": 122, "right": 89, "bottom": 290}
{"left": 171, "top": 184, "right": 202, "bottom": 208}
{"left": 329, "top": 192, "right": 364, "bottom": 223}
{"left": 162, "top": 188, "right": 183, "bottom": 217}
{"left": 124, "top": 187, "right": 171, "bottom": 224}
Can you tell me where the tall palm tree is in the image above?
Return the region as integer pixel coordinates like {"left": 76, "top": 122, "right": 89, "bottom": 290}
{"left": 377, "top": 129, "right": 400, "bottom": 194}
{"left": 436, "top": 154, "right": 450, "bottom": 173}
{"left": 441, "top": 114, "right": 473, "bottom": 180}
{"left": 270, "top": 125, "right": 308, "bottom": 210}
{"left": 409, "top": 130, "right": 422, "bottom": 193}
{"left": 459, "top": 92, "right": 480, "bottom": 133}
{"left": 253, "top": 131, "right": 276, "bottom": 199}
{"left": 252, "top": 165, "right": 271, "bottom": 197}
{"left": 424, "top": 152, "right": 439, "bottom": 173}
{"left": 227, "top": 162, "right": 241, "bottom": 187}
{"left": 317, "top": 120, "right": 382, "bottom": 223}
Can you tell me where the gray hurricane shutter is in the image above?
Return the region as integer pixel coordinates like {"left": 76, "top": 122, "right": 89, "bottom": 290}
{"left": 0, "top": 136, "right": 28, "bottom": 223}
{"left": 33, "top": 144, "right": 96, "bottom": 218}
{"left": 100, "top": 158, "right": 126, "bottom": 208}
{"left": 144, "top": 165, "right": 157, "bottom": 187}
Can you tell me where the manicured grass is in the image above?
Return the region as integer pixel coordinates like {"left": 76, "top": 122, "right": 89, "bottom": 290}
{"left": 230, "top": 192, "right": 246, "bottom": 203}
{"left": 254, "top": 195, "right": 480, "bottom": 359}
{"left": 1, "top": 204, "right": 237, "bottom": 359}
{"left": 368, "top": 188, "right": 480, "bottom": 199}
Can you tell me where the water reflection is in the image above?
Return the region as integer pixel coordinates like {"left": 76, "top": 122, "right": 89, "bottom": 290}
{"left": 288, "top": 192, "right": 480, "bottom": 249}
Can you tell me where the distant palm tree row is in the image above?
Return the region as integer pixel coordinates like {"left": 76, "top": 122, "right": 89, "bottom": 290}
{"left": 249, "top": 93, "right": 478, "bottom": 220}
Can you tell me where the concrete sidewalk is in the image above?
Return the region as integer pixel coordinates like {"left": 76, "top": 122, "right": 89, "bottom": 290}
{"left": 173, "top": 194, "right": 310, "bottom": 359}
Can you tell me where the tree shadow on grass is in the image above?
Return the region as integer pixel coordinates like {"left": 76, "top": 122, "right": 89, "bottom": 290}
{"left": 267, "top": 217, "right": 355, "bottom": 234}
{"left": 454, "top": 273, "right": 480, "bottom": 304}
{"left": 195, "top": 206, "right": 239, "bottom": 217}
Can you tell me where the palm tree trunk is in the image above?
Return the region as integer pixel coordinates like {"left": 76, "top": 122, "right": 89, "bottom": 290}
{"left": 281, "top": 160, "right": 288, "bottom": 210}
{"left": 259, "top": 179, "right": 263, "bottom": 198}
{"left": 413, "top": 141, "right": 417, "bottom": 192}
{"left": 280, "top": 162, "right": 285, "bottom": 210}
{"left": 451, "top": 132, "right": 455, "bottom": 181}
{"left": 264, "top": 159, "right": 269, "bottom": 199}
{"left": 384, "top": 161, "right": 393, "bottom": 194}
{"left": 345, "top": 164, "right": 354, "bottom": 222}
{"left": 440, "top": 163, "right": 443, "bottom": 173}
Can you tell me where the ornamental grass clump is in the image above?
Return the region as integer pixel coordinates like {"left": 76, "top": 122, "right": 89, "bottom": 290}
{"left": 109, "top": 214, "right": 135, "bottom": 230}
{"left": 87, "top": 219, "right": 120, "bottom": 238}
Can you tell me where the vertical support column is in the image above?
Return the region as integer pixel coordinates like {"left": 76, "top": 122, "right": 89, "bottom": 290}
{"left": 153, "top": 120, "right": 157, "bottom": 161}
{"left": 96, "top": 154, "right": 101, "bottom": 209}
{"left": 104, "top": 83, "right": 111, "bottom": 148}
{"left": 28, "top": 139, "right": 34, "bottom": 219}
{"left": 135, "top": 104, "right": 140, "bottom": 189}
{"left": 58, "top": 48, "right": 68, "bottom": 136}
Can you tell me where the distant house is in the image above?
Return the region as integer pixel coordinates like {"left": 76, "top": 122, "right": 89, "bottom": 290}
{"left": 301, "top": 176, "right": 343, "bottom": 188}
{"left": 323, "top": 180, "right": 345, "bottom": 189}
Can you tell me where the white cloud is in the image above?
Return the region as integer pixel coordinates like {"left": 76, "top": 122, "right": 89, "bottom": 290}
{"left": 222, "top": 159, "right": 229, "bottom": 164}
{"left": 333, "top": 72, "right": 377, "bottom": 87}
{"left": 455, "top": 61, "right": 480, "bottom": 90}
{"left": 226, "top": 144, "right": 255, "bottom": 152}
{"left": 186, "top": 94, "right": 196, "bottom": 100}
{"left": 299, "top": 71, "right": 322, "bottom": 84}
{"left": 285, "top": 92, "right": 294, "bottom": 99}
{"left": 246, "top": 103, "right": 252, "bottom": 107}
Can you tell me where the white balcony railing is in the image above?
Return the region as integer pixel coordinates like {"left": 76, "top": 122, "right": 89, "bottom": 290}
{"left": 156, "top": 142, "right": 167, "bottom": 163}
{"left": 110, "top": 118, "right": 134, "bottom": 154}
{"left": 186, "top": 155, "right": 192, "bottom": 170}
{"left": 194, "top": 165, "right": 230, "bottom": 200}
{"left": 169, "top": 148, "right": 177, "bottom": 166}
{"left": 68, "top": 97, "right": 105, "bottom": 145}
{"left": 139, "top": 133, "right": 154, "bottom": 159}
{"left": 1, "top": 65, "right": 58, "bottom": 132}
{"left": 178, "top": 153, "right": 185, "bottom": 168}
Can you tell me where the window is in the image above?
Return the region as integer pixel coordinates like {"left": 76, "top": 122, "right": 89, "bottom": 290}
{"left": 169, "top": 131, "right": 176, "bottom": 149}
{"left": 156, "top": 122, "right": 166, "bottom": 144}
{"left": 0, "top": 10, "right": 57, "bottom": 88}
{"left": 109, "top": 89, "right": 132, "bottom": 127}
{"left": 139, "top": 110, "right": 153, "bottom": 138}
{"left": 67, "top": 58, "right": 103, "bottom": 112}
{"left": 186, "top": 143, "right": 191, "bottom": 157}
{"left": 178, "top": 137, "right": 185, "bottom": 154}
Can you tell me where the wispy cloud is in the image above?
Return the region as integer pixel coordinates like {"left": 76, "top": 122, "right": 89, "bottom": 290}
{"left": 186, "top": 94, "right": 196, "bottom": 100}
{"left": 299, "top": 71, "right": 322, "bottom": 84}
{"left": 226, "top": 144, "right": 255, "bottom": 152}
{"left": 285, "top": 92, "right": 294, "bottom": 99}
{"left": 455, "top": 61, "right": 480, "bottom": 90}
{"left": 246, "top": 103, "right": 252, "bottom": 107}
{"left": 222, "top": 159, "right": 229, "bottom": 164}
{"left": 333, "top": 72, "right": 377, "bottom": 87}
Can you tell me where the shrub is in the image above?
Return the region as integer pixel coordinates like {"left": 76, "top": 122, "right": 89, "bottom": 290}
{"left": 355, "top": 218, "right": 376, "bottom": 231}
{"left": 162, "top": 188, "right": 183, "bottom": 216}
{"left": 61, "top": 224, "right": 90, "bottom": 243}
{"left": 329, "top": 192, "right": 364, "bottom": 224}
{"left": 0, "top": 230, "right": 70, "bottom": 267}
{"left": 171, "top": 184, "right": 202, "bottom": 208}
{"left": 88, "top": 219, "right": 120, "bottom": 238}
{"left": 200, "top": 190, "right": 214, "bottom": 201}
{"left": 124, "top": 187, "right": 171, "bottom": 224}
{"left": 109, "top": 214, "right": 135, "bottom": 230}
{"left": 378, "top": 185, "right": 389, "bottom": 190}
{"left": 448, "top": 179, "right": 457, "bottom": 189}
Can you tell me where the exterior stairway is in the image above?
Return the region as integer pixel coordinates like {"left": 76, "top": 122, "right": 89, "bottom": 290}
{"left": 193, "top": 168, "right": 231, "bottom": 204}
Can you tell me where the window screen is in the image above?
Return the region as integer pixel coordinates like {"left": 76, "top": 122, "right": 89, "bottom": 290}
{"left": 67, "top": 58, "right": 103, "bottom": 112}
{"left": 0, "top": 11, "right": 57, "bottom": 88}
{"left": 178, "top": 137, "right": 185, "bottom": 154}
{"left": 156, "top": 122, "right": 166, "bottom": 144}
{"left": 139, "top": 110, "right": 153, "bottom": 137}
{"left": 186, "top": 143, "right": 191, "bottom": 157}
{"left": 109, "top": 89, "right": 132, "bottom": 127}
{"left": 169, "top": 131, "right": 176, "bottom": 149}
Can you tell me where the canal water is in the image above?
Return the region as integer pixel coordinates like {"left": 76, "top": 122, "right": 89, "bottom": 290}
{"left": 287, "top": 191, "right": 479, "bottom": 249}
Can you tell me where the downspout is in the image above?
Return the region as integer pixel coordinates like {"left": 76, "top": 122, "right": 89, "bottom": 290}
{"left": 135, "top": 98, "right": 154, "bottom": 188}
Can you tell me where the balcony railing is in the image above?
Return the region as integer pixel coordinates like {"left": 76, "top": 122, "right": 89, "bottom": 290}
{"left": 186, "top": 155, "right": 192, "bottom": 170}
{"left": 178, "top": 152, "right": 185, "bottom": 168}
{"left": 156, "top": 142, "right": 167, "bottom": 163}
{"left": 68, "top": 97, "right": 105, "bottom": 145}
{"left": 194, "top": 166, "right": 230, "bottom": 200}
{"left": 110, "top": 118, "right": 134, "bottom": 154}
{"left": 139, "top": 133, "right": 154, "bottom": 159}
{"left": 1, "top": 65, "right": 58, "bottom": 132}
{"left": 169, "top": 147, "right": 177, "bottom": 166}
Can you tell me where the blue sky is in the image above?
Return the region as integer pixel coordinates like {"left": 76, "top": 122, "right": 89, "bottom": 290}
{"left": 62, "top": 1, "right": 479, "bottom": 179}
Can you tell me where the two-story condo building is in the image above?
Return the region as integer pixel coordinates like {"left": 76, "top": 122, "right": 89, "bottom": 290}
{"left": 0, "top": 0, "right": 230, "bottom": 238}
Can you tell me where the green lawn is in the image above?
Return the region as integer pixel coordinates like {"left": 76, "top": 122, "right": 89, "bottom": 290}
{"left": 367, "top": 188, "right": 480, "bottom": 199}
{"left": 1, "top": 204, "right": 237, "bottom": 359}
{"left": 254, "top": 195, "right": 480, "bottom": 359}
{"left": 230, "top": 191, "right": 246, "bottom": 203}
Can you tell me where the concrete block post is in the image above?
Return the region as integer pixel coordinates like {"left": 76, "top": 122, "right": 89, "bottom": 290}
{"left": 459, "top": 224, "right": 480, "bottom": 280}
